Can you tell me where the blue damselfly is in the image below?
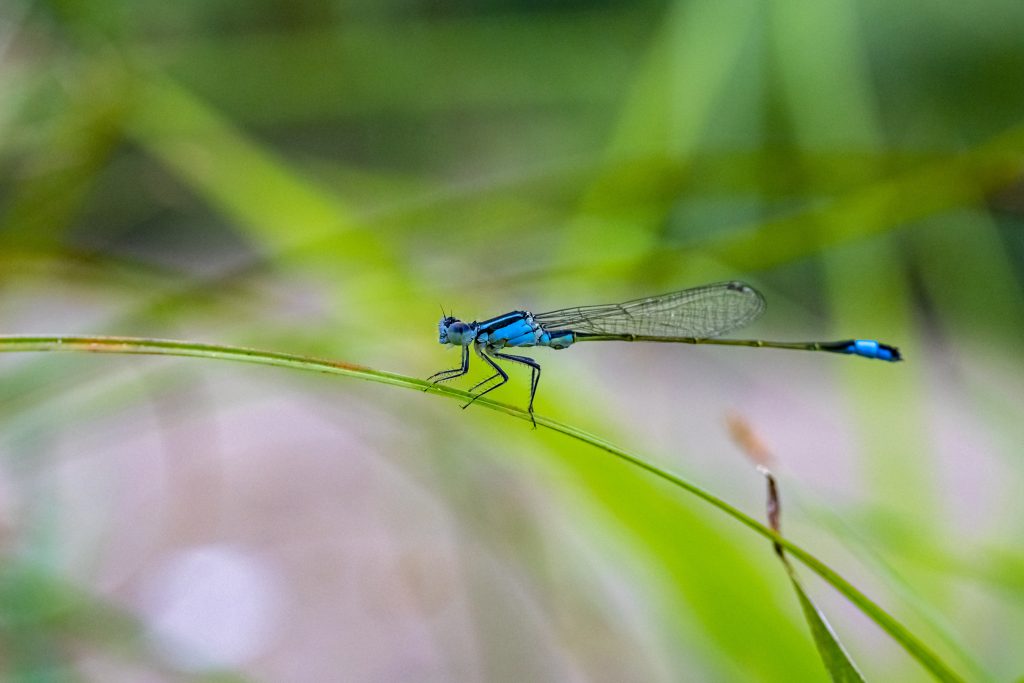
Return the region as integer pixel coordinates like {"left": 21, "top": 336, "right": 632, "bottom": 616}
{"left": 429, "top": 281, "right": 901, "bottom": 425}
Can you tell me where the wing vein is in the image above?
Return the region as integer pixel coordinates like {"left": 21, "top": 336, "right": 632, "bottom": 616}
{"left": 533, "top": 281, "right": 766, "bottom": 338}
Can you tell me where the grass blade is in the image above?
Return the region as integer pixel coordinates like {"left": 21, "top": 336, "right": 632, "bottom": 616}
{"left": 788, "top": 572, "right": 866, "bottom": 683}
{"left": 0, "top": 334, "right": 966, "bottom": 682}
{"left": 728, "top": 414, "right": 866, "bottom": 682}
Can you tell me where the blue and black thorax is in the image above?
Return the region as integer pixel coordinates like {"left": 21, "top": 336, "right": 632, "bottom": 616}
{"left": 439, "top": 312, "right": 575, "bottom": 350}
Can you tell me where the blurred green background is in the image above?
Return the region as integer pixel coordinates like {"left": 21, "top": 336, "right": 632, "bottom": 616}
{"left": 1, "top": 0, "right": 1023, "bottom": 680}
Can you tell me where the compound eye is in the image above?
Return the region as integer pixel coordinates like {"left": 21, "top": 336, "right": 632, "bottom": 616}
{"left": 450, "top": 322, "right": 470, "bottom": 335}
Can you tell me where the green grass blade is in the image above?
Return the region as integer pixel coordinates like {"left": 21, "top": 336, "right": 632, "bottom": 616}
{"left": 743, "top": 447, "right": 867, "bottom": 683}
{"left": 787, "top": 571, "right": 866, "bottom": 683}
{"left": 0, "top": 334, "right": 966, "bottom": 683}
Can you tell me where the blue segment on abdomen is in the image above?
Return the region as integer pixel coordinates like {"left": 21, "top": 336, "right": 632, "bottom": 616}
{"left": 538, "top": 330, "right": 575, "bottom": 350}
{"left": 830, "top": 339, "right": 901, "bottom": 361}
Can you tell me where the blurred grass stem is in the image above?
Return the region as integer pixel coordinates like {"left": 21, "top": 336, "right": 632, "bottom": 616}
{"left": 0, "top": 334, "right": 965, "bottom": 682}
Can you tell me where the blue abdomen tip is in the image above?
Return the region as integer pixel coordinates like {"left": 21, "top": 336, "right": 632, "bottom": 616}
{"left": 852, "top": 339, "right": 902, "bottom": 362}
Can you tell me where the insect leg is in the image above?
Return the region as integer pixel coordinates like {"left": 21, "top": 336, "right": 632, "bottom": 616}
{"left": 491, "top": 350, "right": 540, "bottom": 427}
{"left": 461, "top": 343, "right": 508, "bottom": 409}
{"left": 426, "top": 344, "right": 470, "bottom": 387}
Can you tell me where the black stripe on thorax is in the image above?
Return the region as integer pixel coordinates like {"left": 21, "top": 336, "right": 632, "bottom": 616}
{"left": 478, "top": 311, "right": 530, "bottom": 335}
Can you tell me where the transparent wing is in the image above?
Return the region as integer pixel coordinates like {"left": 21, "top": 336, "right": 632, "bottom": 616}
{"left": 533, "top": 281, "right": 766, "bottom": 338}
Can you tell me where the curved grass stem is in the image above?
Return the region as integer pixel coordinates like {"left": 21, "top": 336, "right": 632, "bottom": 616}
{"left": 0, "top": 334, "right": 964, "bottom": 682}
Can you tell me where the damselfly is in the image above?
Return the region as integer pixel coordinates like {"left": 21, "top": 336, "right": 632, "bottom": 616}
{"left": 429, "top": 281, "right": 901, "bottom": 425}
